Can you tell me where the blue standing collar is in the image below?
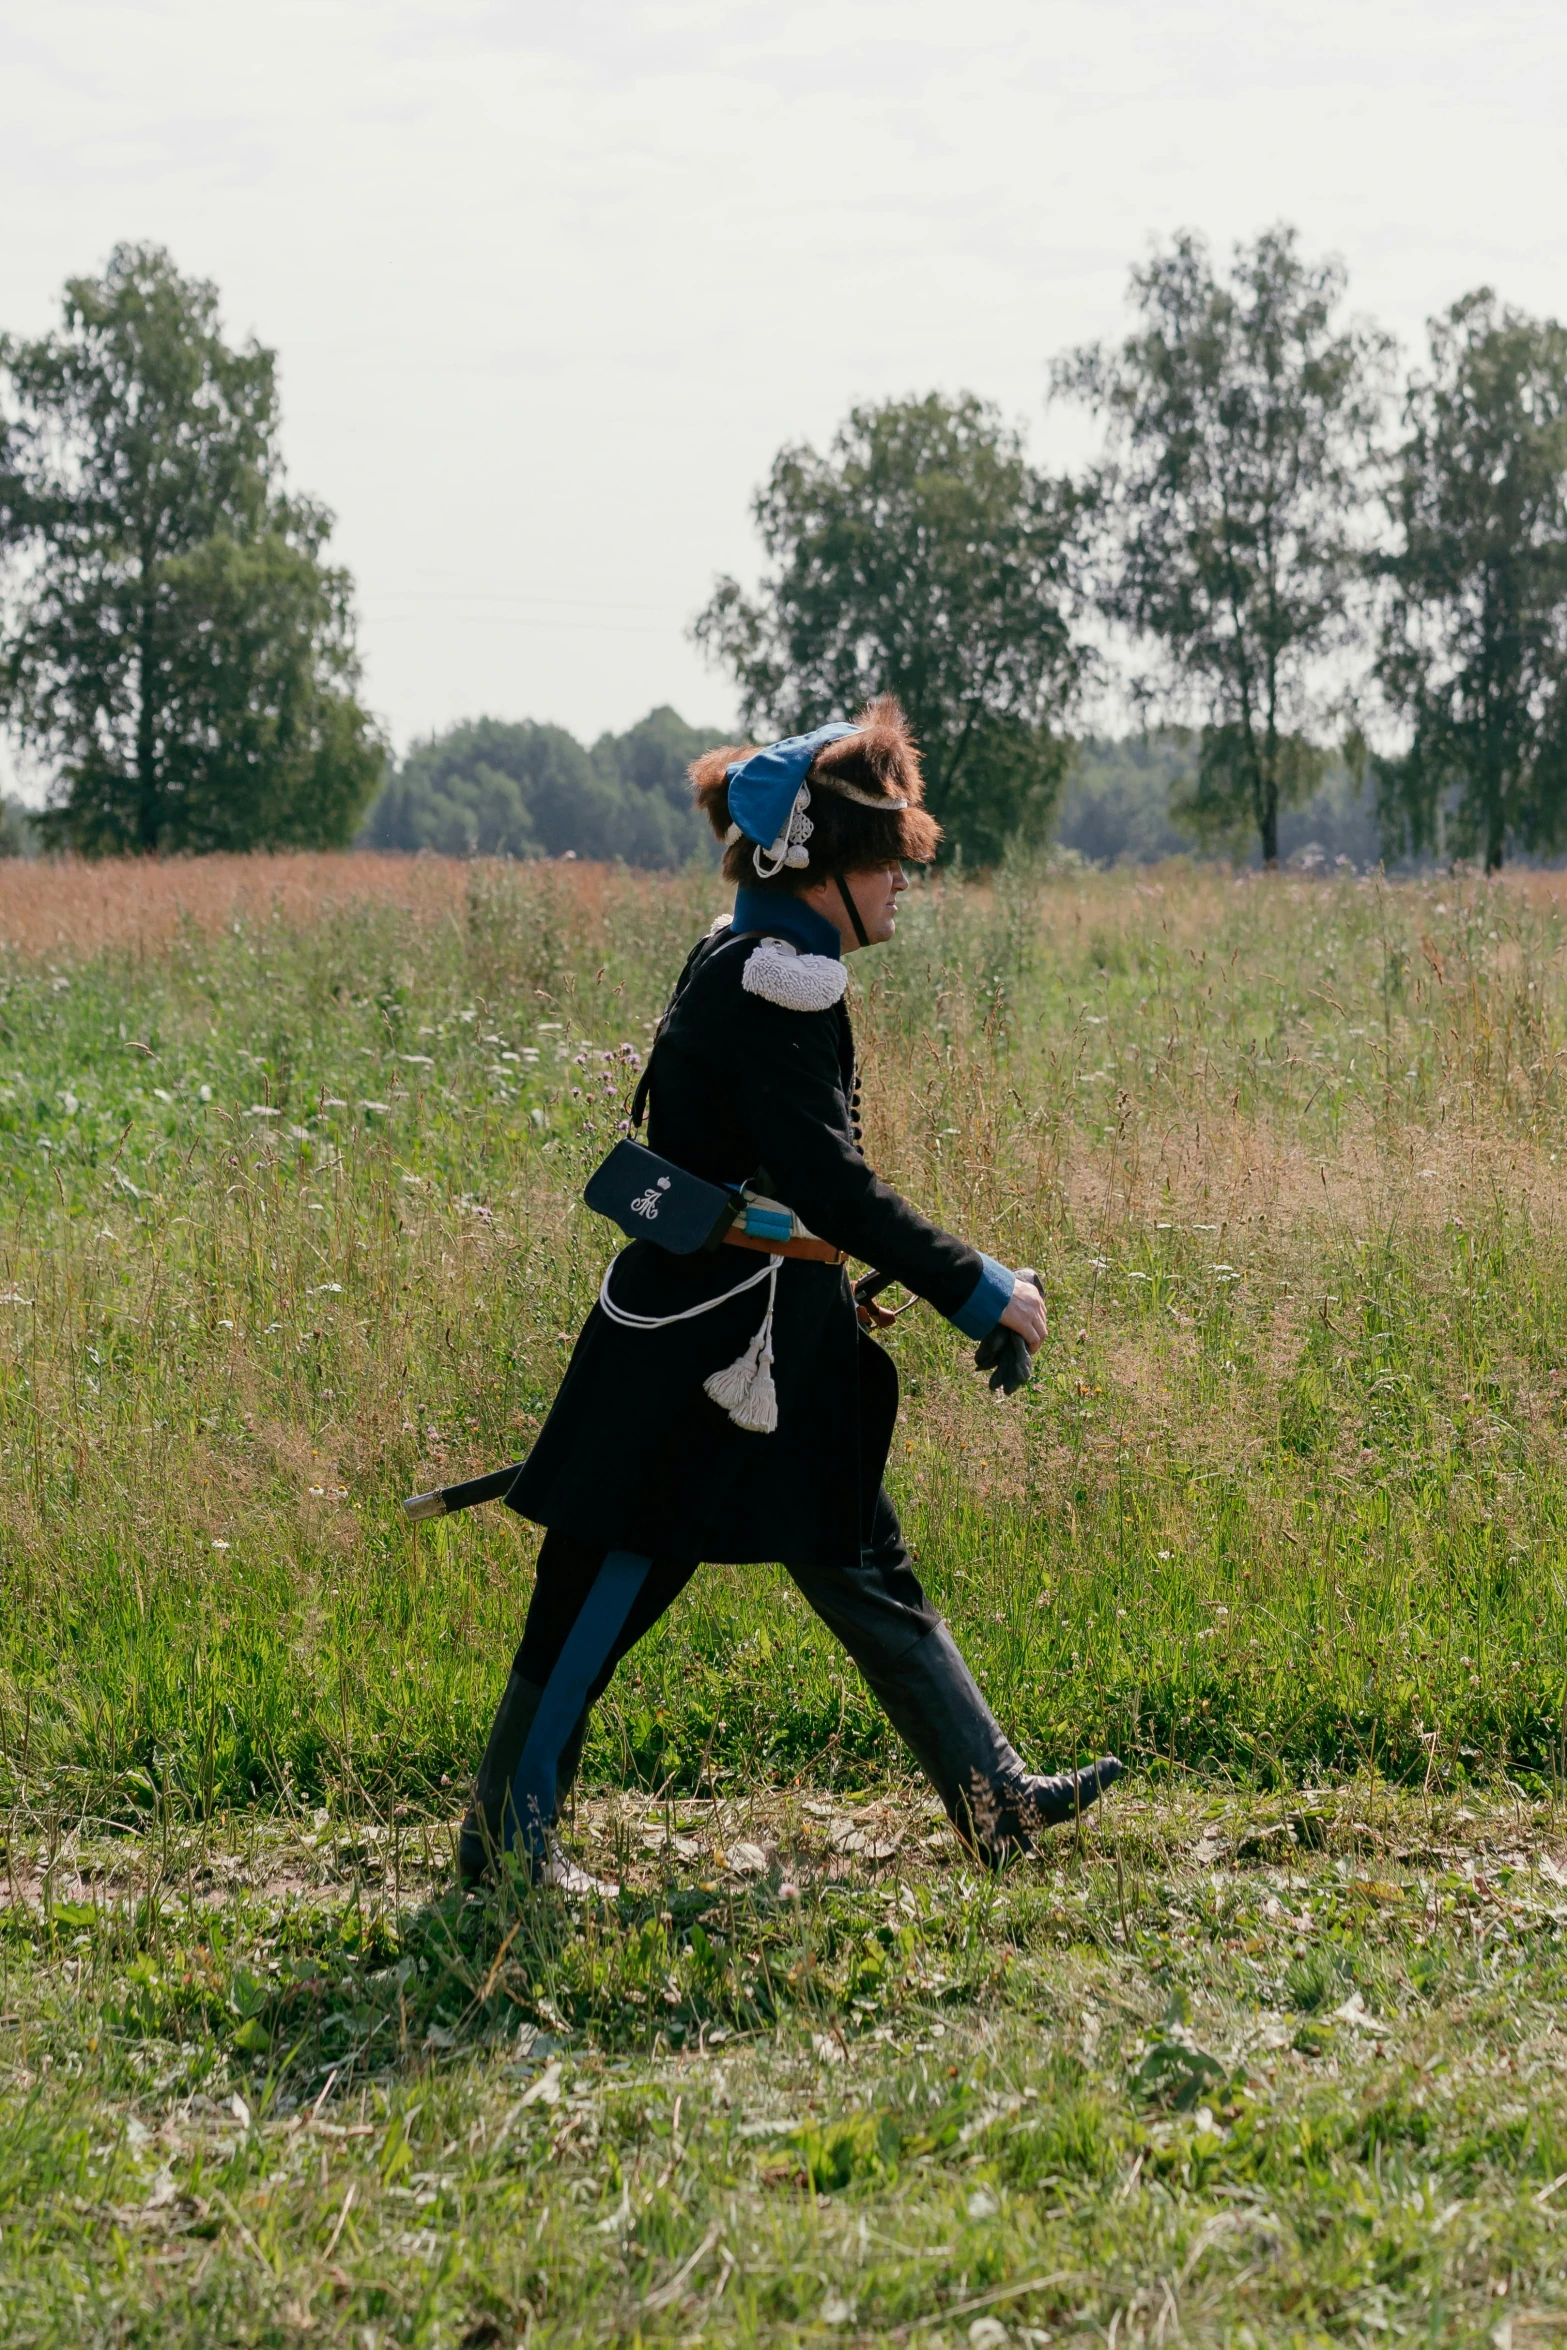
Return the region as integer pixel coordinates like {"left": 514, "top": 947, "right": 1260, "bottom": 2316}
{"left": 731, "top": 884, "right": 842, "bottom": 960}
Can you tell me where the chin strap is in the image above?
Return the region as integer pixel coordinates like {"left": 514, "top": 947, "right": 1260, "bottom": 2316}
{"left": 834, "top": 872, "right": 871, "bottom": 949}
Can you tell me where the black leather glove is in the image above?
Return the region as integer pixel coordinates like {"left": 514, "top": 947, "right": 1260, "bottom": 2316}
{"left": 973, "top": 1266, "right": 1039, "bottom": 1396}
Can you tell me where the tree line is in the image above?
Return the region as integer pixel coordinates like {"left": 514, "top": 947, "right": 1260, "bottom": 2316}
{"left": 362, "top": 706, "right": 719, "bottom": 867}
{"left": 702, "top": 230, "right": 1567, "bottom": 873}
{"left": 4, "top": 235, "right": 1566, "bottom": 871}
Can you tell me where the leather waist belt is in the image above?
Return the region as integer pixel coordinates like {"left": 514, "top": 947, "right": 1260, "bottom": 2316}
{"left": 723, "top": 1228, "right": 847, "bottom": 1265}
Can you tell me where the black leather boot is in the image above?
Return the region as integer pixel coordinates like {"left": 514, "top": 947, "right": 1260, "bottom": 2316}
{"left": 457, "top": 1675, "right": 603, "bottom": 1888}
{"left": 855, "top": 1622, "right": 1123, "bottom": 1864}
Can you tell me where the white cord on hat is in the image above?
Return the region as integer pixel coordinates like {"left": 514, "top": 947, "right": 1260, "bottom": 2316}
{"left": 751, "top": 782, "right": 815, "bottom": 879}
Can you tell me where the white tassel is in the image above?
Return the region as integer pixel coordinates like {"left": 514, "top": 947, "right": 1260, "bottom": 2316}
{"left": 704, "top": 1258, "right": 779, "bottom": 1433}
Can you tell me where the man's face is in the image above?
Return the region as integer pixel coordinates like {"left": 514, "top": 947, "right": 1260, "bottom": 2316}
{"left": 792, "top": 860, "right": 911, "bottom": 950}
{"left": 846, "top": 861, "right": 910, "bottom": 945}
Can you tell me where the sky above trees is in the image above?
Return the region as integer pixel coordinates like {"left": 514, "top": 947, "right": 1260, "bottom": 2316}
{"left": 2, "top": 0, "right": 1564, "bottom": 781}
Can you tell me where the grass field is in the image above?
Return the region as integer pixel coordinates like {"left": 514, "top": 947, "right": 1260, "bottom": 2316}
{"left": 8, "top": 849, "right": 1567, "bottom": 2343}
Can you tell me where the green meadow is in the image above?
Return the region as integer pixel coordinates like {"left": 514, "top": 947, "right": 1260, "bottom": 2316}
{"left": 6, "top": 851, "right": 1567, "bottom": 2344}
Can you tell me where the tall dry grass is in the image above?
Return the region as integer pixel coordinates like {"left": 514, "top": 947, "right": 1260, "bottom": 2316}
{"left": 0, "top": 850, "right": 487, "bottom": 957}
{"left": 0, "top": 851, "right": 1564, "bottom": 1815}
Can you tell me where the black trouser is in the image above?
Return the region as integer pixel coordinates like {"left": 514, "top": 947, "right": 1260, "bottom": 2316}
{"left": 512, "top": 1488, "right": 938, "bottom": 1811}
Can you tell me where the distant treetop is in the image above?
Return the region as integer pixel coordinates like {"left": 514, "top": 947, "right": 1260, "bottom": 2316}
{"left": 0, "top": 243, "right": 385, "bottom": 854}
{"left": 693, "top": 393, "right": 1085, "bottom": 867}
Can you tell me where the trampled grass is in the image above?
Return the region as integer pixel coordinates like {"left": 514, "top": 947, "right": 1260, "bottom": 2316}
{"left": 7, "top": 850, "right": 1567, "bottom": 2340}
{"left": 13, "top": 1783, "right": 1567, "bottom": 2344}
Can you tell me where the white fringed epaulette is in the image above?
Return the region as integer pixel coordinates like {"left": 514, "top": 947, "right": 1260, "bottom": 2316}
{"left": 741, "top": 937, "right": 848, "bottom": 1013}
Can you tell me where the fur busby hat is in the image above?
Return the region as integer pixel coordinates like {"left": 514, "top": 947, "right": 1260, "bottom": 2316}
{"left": 690, "top": 696, "right": 941, "bottom": 890}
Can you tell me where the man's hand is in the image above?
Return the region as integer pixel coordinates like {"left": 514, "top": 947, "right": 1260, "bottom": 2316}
{"left": 976, "top": 1268, "right": 1045, "bottom": 1395}
{"left": 998, "top": 1270, "right": 1047, "bottom": 1356}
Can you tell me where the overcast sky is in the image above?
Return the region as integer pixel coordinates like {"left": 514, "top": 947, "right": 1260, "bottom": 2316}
{"left": 3, "top": 0, "right": 1565, "bottom": 778}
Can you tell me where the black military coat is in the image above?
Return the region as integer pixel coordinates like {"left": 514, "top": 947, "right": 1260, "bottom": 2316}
{"left": 509, "top": 918, "right": 986, "bottom": 1570}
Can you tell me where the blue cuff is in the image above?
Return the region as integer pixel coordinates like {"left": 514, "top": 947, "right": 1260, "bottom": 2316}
{"left": 947, "top": 1254, "right": 1016, "bottom": 1341}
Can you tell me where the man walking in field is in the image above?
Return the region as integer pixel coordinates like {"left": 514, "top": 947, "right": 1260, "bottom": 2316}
{"left": 460, "top": 699, "right": 1121, "bottom": 1888}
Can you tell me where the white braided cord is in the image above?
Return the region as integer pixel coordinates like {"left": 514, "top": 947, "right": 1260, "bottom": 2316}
{"left": 597, "top": 1248, "right": 776, "bottom": 1331}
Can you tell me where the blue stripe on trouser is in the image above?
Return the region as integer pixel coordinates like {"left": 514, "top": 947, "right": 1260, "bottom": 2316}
{"left": 508, "top": 1550, "right": 651, "bottom": 1858}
